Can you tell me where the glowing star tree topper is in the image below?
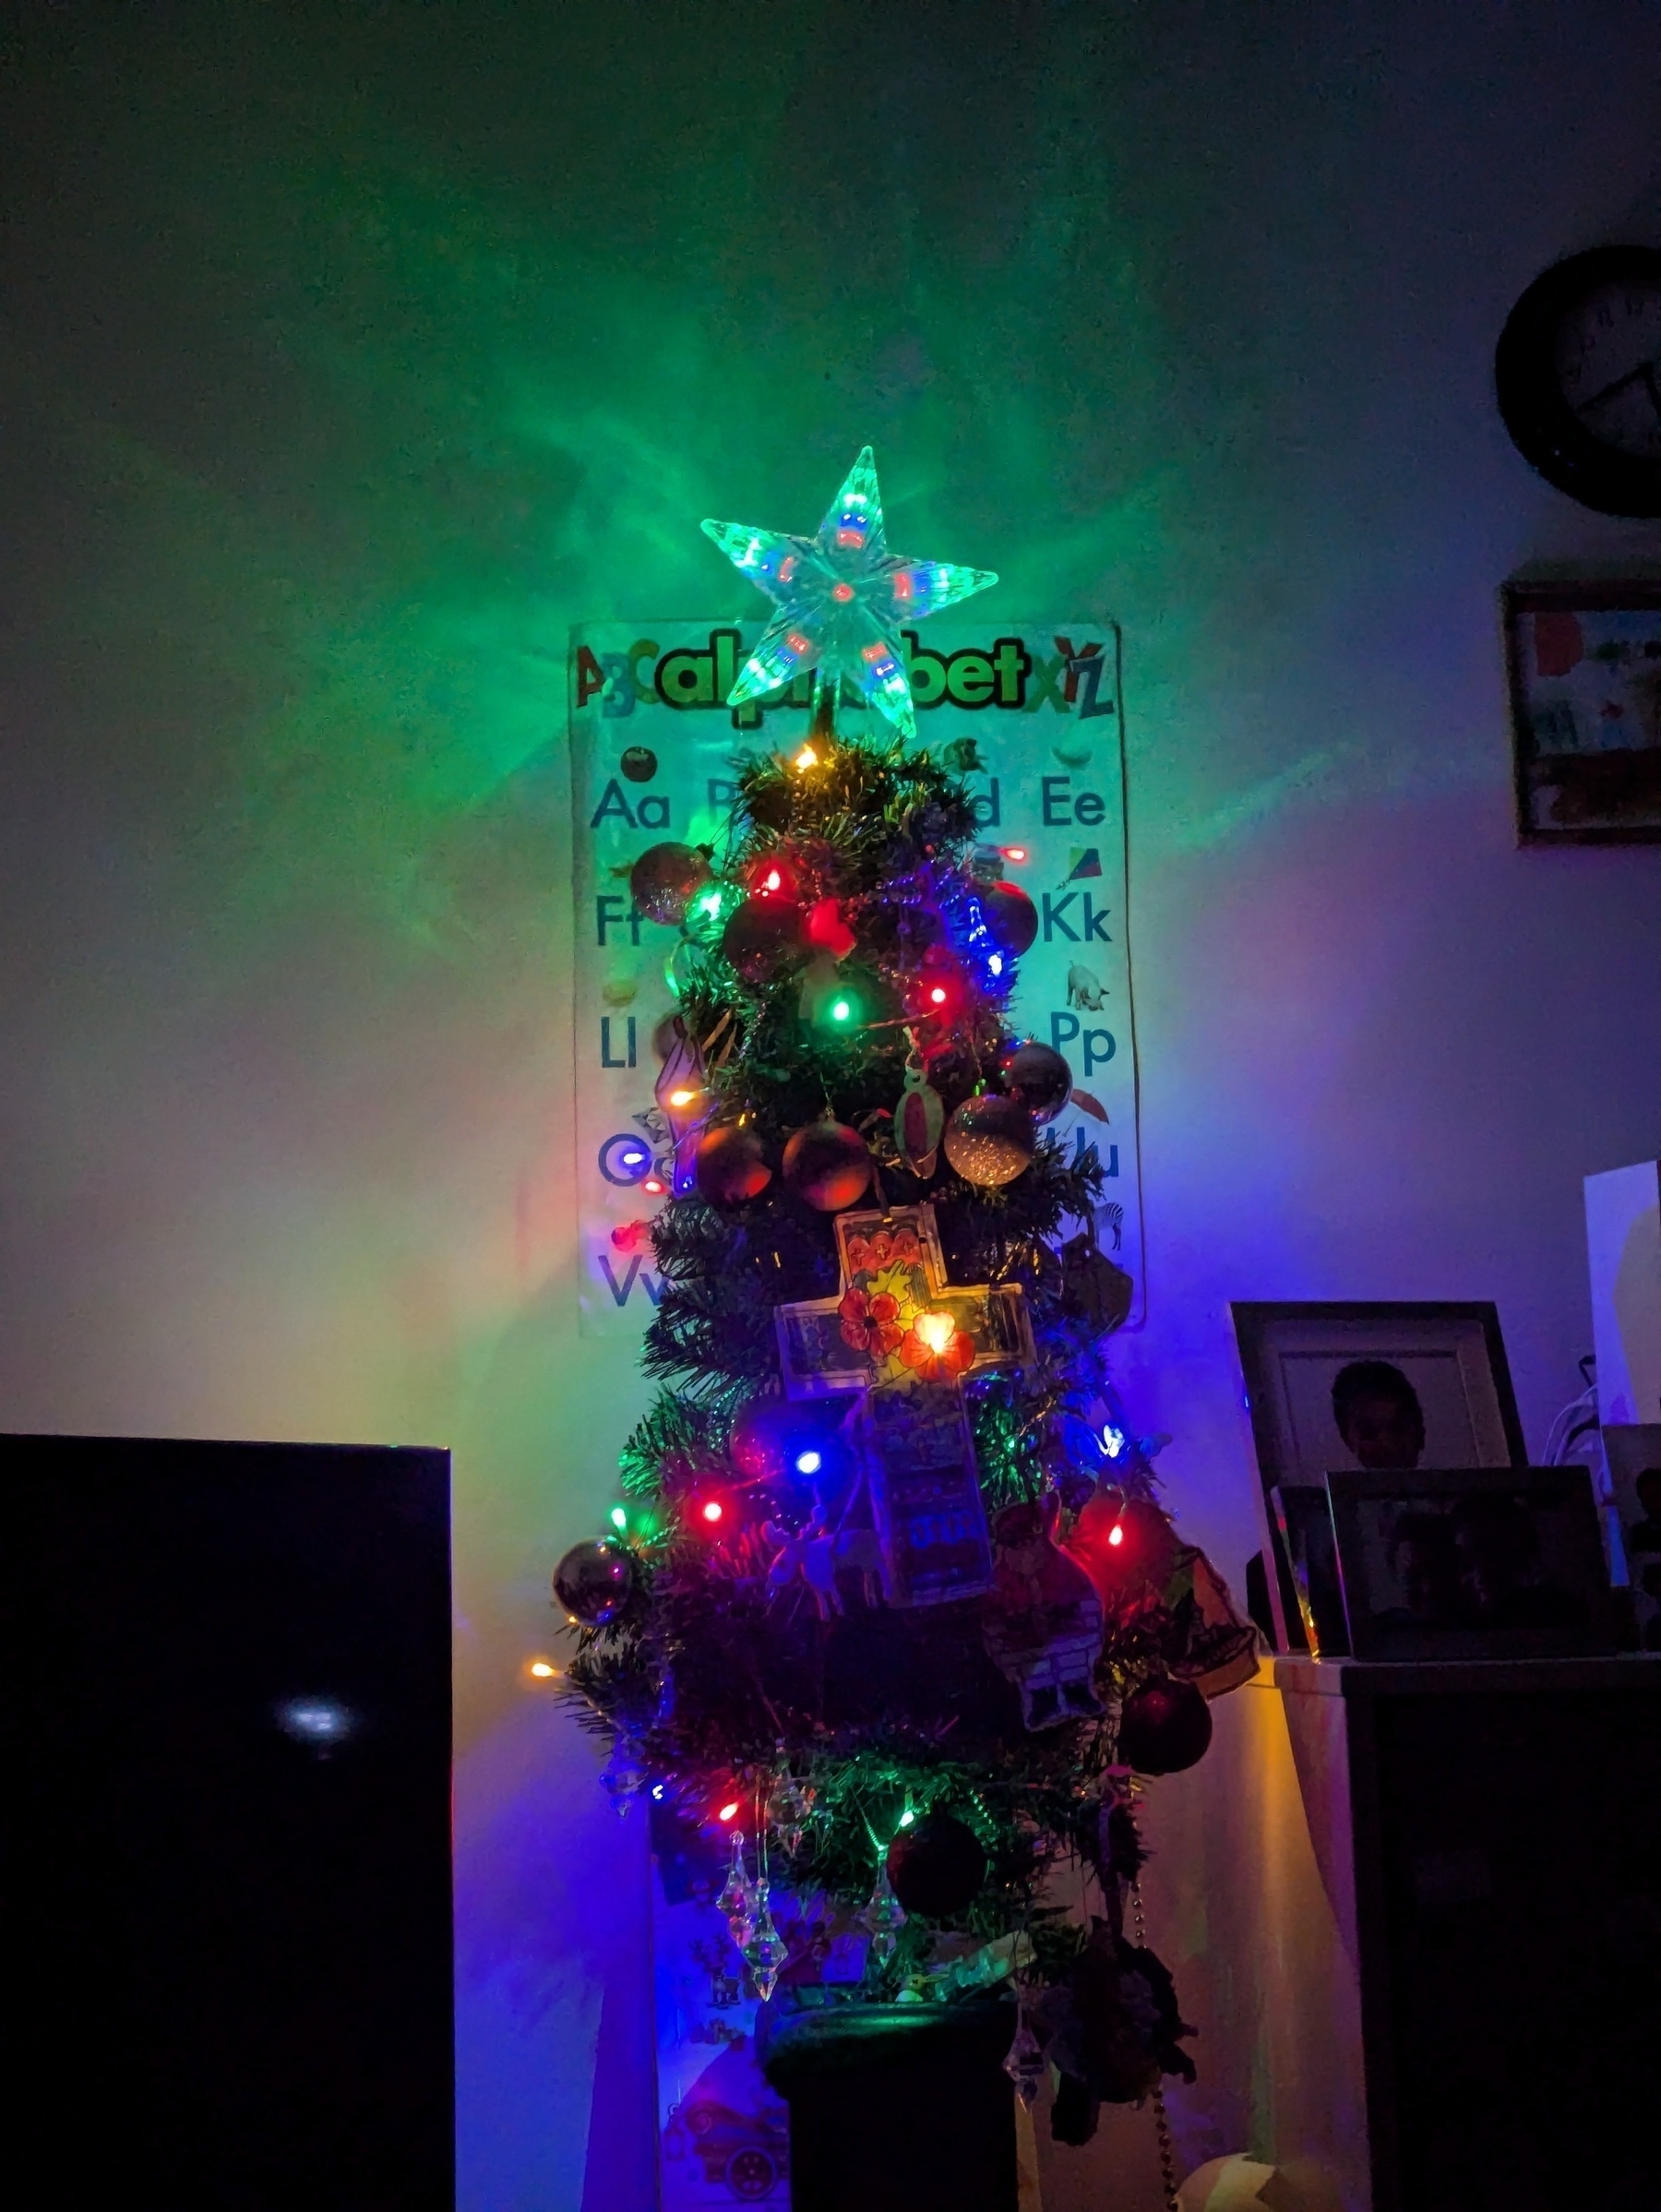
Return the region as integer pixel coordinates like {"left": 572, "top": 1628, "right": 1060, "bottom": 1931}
{"left": 700, "top": 445, "right": 997, "bottom": 739}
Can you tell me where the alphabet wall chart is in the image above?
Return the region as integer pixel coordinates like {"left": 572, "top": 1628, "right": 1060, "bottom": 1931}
{"left": 568, "top": 619, "right": 1142, "bottom": 1338}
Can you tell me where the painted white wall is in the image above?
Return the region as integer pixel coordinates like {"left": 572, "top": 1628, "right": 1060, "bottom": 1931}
{"left": 1, "top": 5, "right": 1657, "bottom": 2204}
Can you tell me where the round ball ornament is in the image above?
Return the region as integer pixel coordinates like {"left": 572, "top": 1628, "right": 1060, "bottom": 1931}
{"left": 1117, "top": 1675, "right": 1213, "bottom": 1776}
{"left": 979, "top": 879, "right": 1039, "bottom": 957}
{"left": 782, "top": 1118, "right": 871, "bottom": 1212}
{"left": 998, "top": 1040, "right": 1073, "bottom": 1124}
{"left": 886, "top": 1810, "right": 987, "bottom": 1919}
{"left": 694, "top": 1124, "right": 772, "bottom": 1206}
{"left": 722, "top": 896, "right": 807, "bottom": 983}
{"left": 553, "top": 1539, "right": 635, "bottom": 1628}
{"left": 943, "top": 1094, "right": 1034, "bottom": 1187}
{"left": 629, "top": 842, "right": 711, "bottom": 927}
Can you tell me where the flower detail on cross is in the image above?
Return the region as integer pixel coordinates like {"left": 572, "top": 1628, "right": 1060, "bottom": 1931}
{"left": 897, "top": 1316, "right": 975, "bottom": 1383}
{"left": 839, "top": 1286, "right": 904, "bottom": 1357}
{"left": 843, "top": 1226, "right": 923, "bottom": 1275}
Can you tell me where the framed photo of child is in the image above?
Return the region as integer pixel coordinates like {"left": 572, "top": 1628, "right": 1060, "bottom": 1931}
{"left": 1230, "top": 1301, "right": 1527, "bottom": 1652}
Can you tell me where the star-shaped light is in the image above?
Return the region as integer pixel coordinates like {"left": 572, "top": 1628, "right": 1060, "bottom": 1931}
{"left": 700, "top": 446, "right": 996, "bottom": 739}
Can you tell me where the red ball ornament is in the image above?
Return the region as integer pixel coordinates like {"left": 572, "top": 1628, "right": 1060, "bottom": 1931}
{"left": 1116, "top": 1676, "right": 1213, "bottom": 1775}
{"left": 748, "top": 851, "right": 803, "bottom": 903}
{"left": 722, "top": 896, "right": 807, "bottom": 983}
{"left": 979, "top": 880, "right": 1039, "bottom": 957}
{"left": 1069, "top": 1495, "right": 1182, "bottom": 1608}
{"left": 629, "top": 842, "right": 711, "bottom": 927}
{"left": 886, "top": 1810, "right": 987, "bottom": 1918}
{"left": 942, "top": 1094, "right": 1034, "bottom": 1187}
{"left": 694, "top": 1124, "right": 772, "bottom": 1206}
{"left": 782, "top": 1118, "right": 871, "bottom": 1212}
{"left": 998, "top": 1039, "right": 1073, "bottom": 1125}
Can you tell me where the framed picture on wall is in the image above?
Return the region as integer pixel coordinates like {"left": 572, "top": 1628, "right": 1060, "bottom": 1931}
{"left": 1327, "top": 1466, "right": 1616, "bottom": 1661}
{"left": 1501, "top": 579, "right": 1661, "bottom": 844}
{"left": 1230, "top": 1301, "right": 1527, "bottom": 1651}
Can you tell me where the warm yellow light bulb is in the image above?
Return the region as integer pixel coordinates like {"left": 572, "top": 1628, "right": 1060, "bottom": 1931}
{"left": 668, "top": 1087, "right": 699, "bottom": 1107}
{"left": 528, "top": 1658, "right": 558, "bottom": 1679}
{"left": 914, "top": 1311, "right": 955, "bottom": 1354}
{"left": 795, "top": 743, "right": 819, "bottom": 771}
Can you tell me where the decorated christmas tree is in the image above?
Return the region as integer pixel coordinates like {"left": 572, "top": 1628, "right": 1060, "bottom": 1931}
{"left": 555, "top": 449, "right": 1255, "bottom": 2165}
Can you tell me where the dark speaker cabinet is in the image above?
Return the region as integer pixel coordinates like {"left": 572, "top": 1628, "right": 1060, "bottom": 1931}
{"left": 1255, "top": 1656, "right": 1661, "bottom": 2212}
{"left": 1, "top": 1434, "right": 454, "bottom": 2209}
{"left": 1353, "top": 1664, "right": 1661, "bottom": 2212}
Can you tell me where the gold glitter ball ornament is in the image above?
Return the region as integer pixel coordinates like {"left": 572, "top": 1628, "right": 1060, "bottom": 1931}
{"left": 942, "top": 1094, "right": 1034, "bottom": 1187}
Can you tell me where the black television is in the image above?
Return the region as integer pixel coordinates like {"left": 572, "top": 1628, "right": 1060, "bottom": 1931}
{"left": 1, "top": 1434, "right": 453, "bottom": 2209}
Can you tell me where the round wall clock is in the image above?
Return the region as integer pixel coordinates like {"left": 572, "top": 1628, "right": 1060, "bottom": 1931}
{"left": 1495, "top": 245, "right": 1661, "bottom": 516}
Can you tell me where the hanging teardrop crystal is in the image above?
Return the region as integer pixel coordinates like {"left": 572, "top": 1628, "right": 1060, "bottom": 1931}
{"left": 717, "top": 1830, "right": 755, "bottom": 1945}
{"left": 742, "top": 1880, "right": 790, "bottom": 2003}
{"left": 1002, "top": 2008, "right": 1047, "bottom": 2107}
{"left": 859, "top": 1859, "right": 908, "bottom": 1966}
{"left": 766, "top": 1769, "right": 814, "bottom": 1858}
{"left": 599, "top": 1740, "right": 646, "bottom": 1814}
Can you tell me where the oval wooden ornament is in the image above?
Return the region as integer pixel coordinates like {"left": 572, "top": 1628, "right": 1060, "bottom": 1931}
{"left": 894, "top": 1058, "right": 945, "bottom": 1179}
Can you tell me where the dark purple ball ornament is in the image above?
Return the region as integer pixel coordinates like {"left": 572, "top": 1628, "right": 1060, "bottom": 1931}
{"left": 1117, "top": 1676, "right": 1213, "bottom": 1776}
{"left": 978, "top": 880, "right": 1039, "bottom": 958}
{"left": 630, "top": 843, "right": 711, "bottom": 927}
{"left": 722, "top": 896, "right": 807, "bottom": 983}
{"left": 998, "top": 1040, "right": 1073, "bottom": 1125}
{"left": 886, "top": 1810, "right": 987, "bottom": 1918}
{"left": 553, "top": 1539, "right": 636, "bottom": 1628}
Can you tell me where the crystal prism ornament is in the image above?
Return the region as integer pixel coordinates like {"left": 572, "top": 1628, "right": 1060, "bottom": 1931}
{"left": 766, "top": 1772, "right": 814, "bottom": 1858}
{"left": 858, "top": 1859, "right": 908, "bottom": 1966}
{"left": 742, "top": 1880, "right": 790, "bottom": 2003}
{"left": 701, "top": 447, "right": 997, "bottom": 740}
{"left": 1002, "top": 2012, "right": 1047, "bottom": 2107}
{"left": 599, "top": 1741, "right": 646, "bottom": 1814}
{"left": 716, "top": 1830, "right": 755, "bottom": 1944}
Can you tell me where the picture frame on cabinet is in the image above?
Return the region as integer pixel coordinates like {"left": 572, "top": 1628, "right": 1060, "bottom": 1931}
{"left": 1501, "top": 579, "right": 1661, "bottom": 844}
{"left": 1231, "top": 1300, "right": 1526, "bottom": 1652}
{"left": 1605, "top": 1425, "right": 1661, "bottom": 1654}
{"left": 1327, "top": 1465, "right": 1617, "bottom": 1661}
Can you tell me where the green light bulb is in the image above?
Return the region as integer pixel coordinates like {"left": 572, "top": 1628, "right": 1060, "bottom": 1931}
{"left": 830, "top": 998, "right": 852, "bottom": 1022}
{"left": 610, "top": 1506, "right": 627, "bottom": 1531}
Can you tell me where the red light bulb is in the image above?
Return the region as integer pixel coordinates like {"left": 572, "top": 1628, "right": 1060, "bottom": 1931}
{"left": 701, "top": 1500, "right": 723, "bottom": 1524}
{"left": 1107, "top": 1522, "right": 1125, "bottom": 1548}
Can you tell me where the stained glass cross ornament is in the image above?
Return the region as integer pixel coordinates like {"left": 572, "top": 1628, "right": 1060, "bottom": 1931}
{"left": 701, "top": 447, "right": 997, "bottom": 739}
{"left": 774, "top": 1204, "right": 1033, "bottom": 1606}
